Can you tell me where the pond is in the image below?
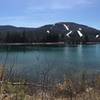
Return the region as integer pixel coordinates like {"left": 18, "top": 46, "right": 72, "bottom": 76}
{"left": 0, "top": 44, "right": 100, "bottom": 81}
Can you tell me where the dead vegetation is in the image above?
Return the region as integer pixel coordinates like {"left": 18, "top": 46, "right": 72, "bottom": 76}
{"left": 0, "top": 65, "right": 100, "bottom": 100}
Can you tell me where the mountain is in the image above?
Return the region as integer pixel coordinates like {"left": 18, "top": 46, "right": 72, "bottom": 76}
{"left": 0, "top": 22, "right": 100, "bottom": 44}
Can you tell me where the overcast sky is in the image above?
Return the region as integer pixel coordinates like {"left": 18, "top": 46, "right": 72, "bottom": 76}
{"left": 0, "top": 0, "right": 99, "bottom": 29}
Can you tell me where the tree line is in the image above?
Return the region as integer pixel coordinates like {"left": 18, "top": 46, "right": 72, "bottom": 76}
{"left": 0, "top": 30, "right": 99, "bottom": 44}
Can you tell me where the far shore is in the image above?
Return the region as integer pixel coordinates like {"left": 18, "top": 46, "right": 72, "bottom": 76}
{"left": 0, "top": 42, "right": 65, "bottom": 46}
{"left": 0, "top": 42, "right": 99, "bottom": 46}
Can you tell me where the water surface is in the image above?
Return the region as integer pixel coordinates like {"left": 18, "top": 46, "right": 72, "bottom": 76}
{"left": 0, "top": 44, "right": 100, "bottom": 80}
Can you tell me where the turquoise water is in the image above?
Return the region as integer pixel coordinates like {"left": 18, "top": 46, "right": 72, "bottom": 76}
{"left": 0, "top": 44, "right": 100, "bottom": 80}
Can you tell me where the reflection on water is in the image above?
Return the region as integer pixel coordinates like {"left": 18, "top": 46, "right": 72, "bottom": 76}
{"left": 0, "top": 44, "right": 100, "bottom": 80}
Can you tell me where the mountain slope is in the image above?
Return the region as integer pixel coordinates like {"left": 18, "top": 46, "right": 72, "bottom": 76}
{"left": 0, "top": 22, "right": 100, "bottom": 43}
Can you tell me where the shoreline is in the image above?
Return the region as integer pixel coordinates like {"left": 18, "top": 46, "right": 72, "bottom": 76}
{"left": 0, "top": 42, "right": 99, "bottom": 46}
{"left": 0, "top": 42, "right": 65, "bottom": 46}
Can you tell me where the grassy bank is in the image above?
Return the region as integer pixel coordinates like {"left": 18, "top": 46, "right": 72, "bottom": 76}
{"left": 0, "top": 65, "right": 100, "bottom": 100}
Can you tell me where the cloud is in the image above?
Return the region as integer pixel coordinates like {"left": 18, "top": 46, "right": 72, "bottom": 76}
{"left": 0, "top": 16, "right": 25, "bottom": 20}
{"left": 27, "top": 0, "right": 94, "bottom": 11}
{"left": 0, "top": 16, "right": 51, "bottom": 27}
{"left": 0, "top": 16, "right": 29, "bottom": 26}
{"left": 0, "top": 0, "right": 98, "bottom": 27}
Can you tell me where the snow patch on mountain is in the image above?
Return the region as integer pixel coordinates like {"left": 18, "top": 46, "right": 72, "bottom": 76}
{"left": 77, "top": 30, "right": 83, "bottom": 37}
{"left": 66, "top": 31, "right": 72, "bottom": 37}
{"left": 63, "top": 24, "right": 69, "bottom": 31}
{"left": 47, "top": 30, "right": 50, "bottom": 34}
{"left": 96, "top": 34, "right": 99, "bottom": 38}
